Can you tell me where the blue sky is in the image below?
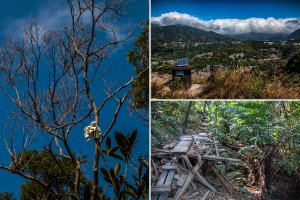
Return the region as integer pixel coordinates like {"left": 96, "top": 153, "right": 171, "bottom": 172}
{"left": 152, "top": 0, "right": 300, "bottom": 19}
{"left": 151, "top": 0, "right": 300, "bottom": 34}
{"left": 0, "top": 0, "right": 148, "bottom": 197}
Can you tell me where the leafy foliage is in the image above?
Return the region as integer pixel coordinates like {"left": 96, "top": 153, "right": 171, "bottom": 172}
{"left": 128, "top": 22, "right": 149, "bottom": 110}
{"left": 100, "top": 130, "right": 149, "bottom": 200}
{"left": 18, "top": 150, "right": 91, "bottom": 200}
{"left": 0, "top": 193, "right": 16, "bottom": 200}
{"left": 17, "top": 130, "right": 148, "bottom": 200}
{"left": 286, "top": 50, "right": 300, "bottom": 73}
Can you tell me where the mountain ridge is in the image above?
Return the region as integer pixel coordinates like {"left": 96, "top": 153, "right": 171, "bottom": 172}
{"left": 287, "top": 29, "right": 300, "bottom": 40}
{"left": 151, "top": 24, "right": 233, "bottom": 43}
{"left": 152, "top": 24, "right": 300, "bottom": 42}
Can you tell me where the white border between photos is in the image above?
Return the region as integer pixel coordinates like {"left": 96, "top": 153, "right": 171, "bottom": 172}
{"left": 148, "top": 0, "right": 152, "bottom": 198}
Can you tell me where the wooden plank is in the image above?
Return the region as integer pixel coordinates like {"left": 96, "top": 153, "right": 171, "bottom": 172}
{"left": 202, "top": 155, "right": 242, "bottom": 163}
{"left": 201, "top": 191, "right": 210, "bottom": 200}
{"left": 218, "top": 149, "right": 226, "bottom": 152}
{"left": 152, "top": 169, "right": 176, "bottom": 200}
{"left": 198, "top": 142, "right": 219, "bottom": 145}
{"left": 182, "top": 155, "right": 197, "bottom": 190}
{"left": 158, "top": 193, "right": 168, "bottom": 200}
{"left": 152, "top": 193, "right": 168, "bottom": 200}
{"left": 175, "top": 174, "right": 187, "bottom": 186}
{"left": 182, "top": 155, "right": 193, "bottom": 169}
{"left": 212, "top": 167, "right": 235, "bottom": 196}
{"left": 152, "top": 186, "right": 171, "bottom": 193}
{"left": 214, "top": 137, "right": 220, "bottom": 157}
{"left": 172, "top": 140, "right": 192, "bottom": 153}
{"left": 195, "top": 133, "right": 209, "bottom": 137}
{"left": 151, "top": 194, "right": 159, "bottom": 200}
{"left": 193, "top": 136, "right": 211, "bottom": 142}
{"left": 162, "top": 165, "right": 177, "bottom": 170}
{"left": 174, "top": 164, "right": 201, "bottom": 200}
{"left": 151, "top": 152, "right": 172, "bottom": 157}
{"left": 181, "top": 148, "right": 216, "bottom": 192}
{"left": 187, "top": 191, "right": 200, "bottom": 199}
{"left": 193, "top": 170, "right": 216, "bottom": 192}
{"left": 180, "top": 135, "right": 194, "bottom": 141}
{"left": 152, "top": 159, "right": 158, "bottom": 177}
{"left": 157, "top": 170, "right": 168, "bottom": 186}
{"left": 152, "top": 149, "right": 172, "bottom": 153}
{"left": 164, "top": 170, "right": 176, "bottom": 186}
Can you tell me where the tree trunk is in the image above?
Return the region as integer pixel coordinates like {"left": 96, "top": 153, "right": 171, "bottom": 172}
{"left": 182, "top": 101, "right": 193, "bottom": 134}
{"left": 91, "top": 139, "right": 100, "bottom": 200}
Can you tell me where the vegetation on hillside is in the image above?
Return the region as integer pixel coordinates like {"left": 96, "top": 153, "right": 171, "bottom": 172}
{"left": 151, "top": 24, "right": 300, "bottom": 99}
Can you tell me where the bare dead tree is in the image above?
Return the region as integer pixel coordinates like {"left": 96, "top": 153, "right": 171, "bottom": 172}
{"left": 0, "top": 0, "right": 148, "bottom": 199}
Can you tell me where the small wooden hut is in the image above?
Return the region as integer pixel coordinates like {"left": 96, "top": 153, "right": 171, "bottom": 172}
{"left": 171, "top": 58, "right": 192, "bottom": 89}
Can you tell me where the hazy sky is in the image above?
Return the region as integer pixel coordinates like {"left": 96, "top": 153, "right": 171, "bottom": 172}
{"left": 152, "top": 0, "right": 300, "bottom": 34}
{"left": 0, "top": 0, "right": 148, "bottom": 197}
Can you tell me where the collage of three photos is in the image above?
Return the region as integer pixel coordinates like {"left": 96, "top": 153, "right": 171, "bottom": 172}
{"left": 0, "top": 0, "right": 299, "bottom": 199}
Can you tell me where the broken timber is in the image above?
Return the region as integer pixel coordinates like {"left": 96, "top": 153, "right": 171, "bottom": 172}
{"left": 174, "top": 163, "right": 201, "bottom": 200}
{"left": 152, "top": 165, "right": 177, "bottom": 200}
{"left": 212, "top": 166, "right": 236, "bottom": 196}
{"left": 151, "top": 133, "right": 243, "bottom": 200}
{"left": 172, "top": 140, "right": 192, "bottom": 153}
{"left": 202, "top": 155, "right": 242, "bottom": 163}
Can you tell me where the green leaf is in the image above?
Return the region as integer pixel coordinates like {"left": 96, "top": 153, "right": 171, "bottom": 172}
{"left": 132, "top": 175, "right": 139, "bottom": 186}
{"left": 83, "top": 185, "right": 91, "bottom": 200}
{"left": 110, "top": 146, "right": 120, "bottom": 153}
{"left": 106, "top": 137, "right": 111, "bottom": 153}
{"left": 109, "top": 152, "right": 124, "bottom": 161}
{"left": 129, "top": 129, "right": 138, "bottom": 147}
{"left": 109, "top": 169, "right": 116, "bottom": 179}
{"left": 100, "top": 168, "right": 109, "bottom": 177}
{"left": 115, "top": 131, "right": 125, "bottom": 146}
{"left": 114, "top": 163, "right": 121, "bottom": 176}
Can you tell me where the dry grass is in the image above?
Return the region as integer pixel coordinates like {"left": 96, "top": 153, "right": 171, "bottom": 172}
{"left": 200, "top": 68, "right": 300, "bottom": 99}
{"left": 192, "top": 72, "right": 211, "bottom": 84}
{"left": 152, "top": 68, "right": 300, "bottom": 99}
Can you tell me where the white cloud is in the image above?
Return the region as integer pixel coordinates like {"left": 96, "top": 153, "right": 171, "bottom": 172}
{"left": 1, "top": 0, "right": 133, "bottom": 43}
{"left": 1, "top": 1, "right": 70, "bottom": 37}
{"left": 152, "top": 12, "right": 300, "bottom": 34}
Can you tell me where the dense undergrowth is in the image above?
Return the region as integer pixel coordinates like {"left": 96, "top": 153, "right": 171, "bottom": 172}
{"left": 152, "top": 101, "right": 300, "bottom": 200}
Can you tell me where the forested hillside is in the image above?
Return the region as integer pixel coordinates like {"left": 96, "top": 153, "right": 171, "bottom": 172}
{"left": 152, "top": 101, "right": 300, "bottom": 200}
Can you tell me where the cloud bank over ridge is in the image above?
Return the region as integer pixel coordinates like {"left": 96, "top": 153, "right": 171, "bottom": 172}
{"left": 152, "top": 12, "right": 300, "bottom": 35}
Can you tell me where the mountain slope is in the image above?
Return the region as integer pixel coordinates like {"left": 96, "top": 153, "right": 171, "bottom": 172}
{"left": 287, "top": 29, "right": 300, "bottom": 40}
{"left": 151, "top": 24, "right": 233, "bottom": 44}
{"left": 230, "top": 32, "right": 288, "bottom": 41}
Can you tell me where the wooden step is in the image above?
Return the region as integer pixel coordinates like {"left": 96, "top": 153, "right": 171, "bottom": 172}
{"left": 172, "top": 140, "right": 192, "bottom": 153}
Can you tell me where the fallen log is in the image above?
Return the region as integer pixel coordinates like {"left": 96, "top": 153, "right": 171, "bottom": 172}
{"left": 211, "top": 166, "right": 235, "bottom": 196}
{"left": 202, "top": 155, "right": 242, "bottom": 163}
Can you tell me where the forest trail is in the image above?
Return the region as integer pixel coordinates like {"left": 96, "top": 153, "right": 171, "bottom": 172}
{"left": 151, "top": 123, "right": 254, "bottom": 200}
{"left": 152, "top": 101, "right": 300, "bottom": 200}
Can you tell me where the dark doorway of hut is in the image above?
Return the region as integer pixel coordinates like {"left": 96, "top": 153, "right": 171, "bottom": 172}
{"left": 171, "top": 58, "right": 193, "bottom": 90}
